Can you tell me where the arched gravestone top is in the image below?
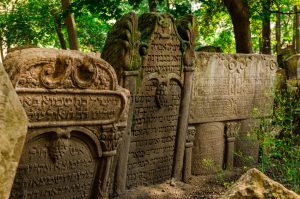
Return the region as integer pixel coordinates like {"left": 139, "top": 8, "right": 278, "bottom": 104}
{"left": 4, "top": 48, "right": 129, "bottom": 199}
{"left": 4, "top": 48, "right": 129, "bottom": 127}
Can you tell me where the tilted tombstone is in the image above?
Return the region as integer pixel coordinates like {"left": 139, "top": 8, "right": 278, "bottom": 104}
{"left": 102, "top": 13, "right": 197, "bottom": 191}
{"left": 4, "top": 48, "right": 129, "bottom": 199}
{"left": 0, "top": 64, "right": 28, "bottom": 199}
{"left": 189, "top": 53, "right": 277, "bottom": 171}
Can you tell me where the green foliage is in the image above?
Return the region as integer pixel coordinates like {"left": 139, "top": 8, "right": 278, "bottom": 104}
{"left": 253, "top": 85, "right": 300, "bottom": 192}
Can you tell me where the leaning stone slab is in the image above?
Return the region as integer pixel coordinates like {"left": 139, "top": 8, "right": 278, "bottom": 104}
{"left": 0, "top": 64, "right": 28, "bottom": 199}
{"left": 4, "top": 48, "right": 129, "bottom": 199}
{"left": 220, "top": 168, "right": 300, "bottom": 199}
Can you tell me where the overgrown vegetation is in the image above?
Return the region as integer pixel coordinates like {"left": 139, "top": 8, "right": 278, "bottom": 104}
{"left": 253, "top": 84, "right": 300, "bottom": 192}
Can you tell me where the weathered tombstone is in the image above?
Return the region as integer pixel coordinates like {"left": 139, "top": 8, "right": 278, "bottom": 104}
{"left": 284, "top": 54, "right": 300, "bottom": 80}
{"left": 102, "top": 12, "right": 197, "bottom": 192}
{"left": 192, "top": 122, "right": 225, "bottom": 175}
{"left": 4, "top": 48, "right": 129, "bottom": 199}
{"left": 0, "top": 64, "right": 28, "bottom": 199}
{"left": 190, "top": 52, "right": 277, "bottom": 171}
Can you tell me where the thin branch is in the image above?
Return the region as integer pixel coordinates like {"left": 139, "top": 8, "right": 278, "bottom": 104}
{"left": 270, "top": 10, "right": 300, "bottom": 15}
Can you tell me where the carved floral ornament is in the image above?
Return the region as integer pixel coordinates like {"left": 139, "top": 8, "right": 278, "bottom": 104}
{"left": 4, "top": 48, "right": 118, "bottom": 90}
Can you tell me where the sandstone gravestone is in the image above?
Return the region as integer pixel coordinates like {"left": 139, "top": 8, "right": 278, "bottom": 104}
{"left": 4, "top": 48, "right": 129, "bottom": 199}
{"left": 102, "top": 13, "right": 197, "bottom": 191}
{"left": 0, "top": 64, "right": 28, "bottom": 199}
{"left": 190, "top": 52, "right": 277, "bottom": 171}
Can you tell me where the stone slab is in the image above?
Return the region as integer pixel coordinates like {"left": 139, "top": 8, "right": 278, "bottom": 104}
{"left": 189, "top": 52, "right": 277, "bottom": 123}
{"left": 4, "top": 48, "right": 129, "bottom": 199}
{"left": 0, "top": 64, "right": 28, "bottom": 199}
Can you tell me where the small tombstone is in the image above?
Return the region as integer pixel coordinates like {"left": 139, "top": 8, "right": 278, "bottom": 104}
{"left": 0, "top": 64, "right": 28, "bottom": 199}
{"left": 192, "top": 122, "right": 225, "bottom": 175}
{"left": 102, "top": 12, "right": 197, "bottom": 190}
{"left": 4, "top": 48, "right": 129, "bottom": 199}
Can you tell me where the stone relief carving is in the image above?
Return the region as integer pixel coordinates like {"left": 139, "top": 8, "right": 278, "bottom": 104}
{"left": 4, "top": 48, "right": 129, "bottom": 199}
{"left": 189, "top": 52, "right": 278, "bottom": 123}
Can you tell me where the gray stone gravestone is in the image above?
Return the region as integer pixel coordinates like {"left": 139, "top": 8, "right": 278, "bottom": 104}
{"left": 102, "top": 13, "right": 197, "bottom": 192}
{"left": 4, "top": 48, "right": 129, "bottom": 199}
{"left": 0, "top": 64, "right": 28, "bottom": 199}
{"left": 189, "top": 52, "right": 277, "bottom": 171}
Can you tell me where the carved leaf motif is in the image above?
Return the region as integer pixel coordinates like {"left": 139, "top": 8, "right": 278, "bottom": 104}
{"left": 177, "top": 14, "right": 198, "bottom": 66}
{"left": 102, "top": 12, "right": 141, "bottom": 75}
{"left": 155, "top": 82, "right": 168, "bottom": 108}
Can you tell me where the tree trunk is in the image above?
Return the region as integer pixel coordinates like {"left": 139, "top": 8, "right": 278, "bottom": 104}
{"left": 54, "top": 16, "right": 67, "bottom": 49}
{"left": 223, "top": 0, "right": 252, "bottom": 53}
{"left": 148, "top": 0, "right": 157, "bottom": 12}
{"left": 0, "top": 39, "right": 4, "bottom": 62}
{"left": 275, "top": 3, "right": 281, "bottom": 54}
{"left": 296, "top": 6, "right": 300, "bottom": 53}
{"left": 61, "top": 0, "right": 79, "bottom": 50}
{"left": 261, "top": 0, "right": 271, "bottom": 54}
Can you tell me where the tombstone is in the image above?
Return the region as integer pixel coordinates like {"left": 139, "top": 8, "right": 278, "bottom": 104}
{"left": 192, "top": 122, "right": 225, "bottom": 175}
{"left": 189, "top": 52, "right": 278, "bottom": 170}
{"left": 3, "top": 48, "right": 129, "bottom": 199}
{"left": 284, "top": 54, "right": 300, "bottom": 81}
{"left": 102, "top": 12, "right": 198, "bottom": 192}
{"left": 0, "top": 64, "right": 28, "bottom": 199}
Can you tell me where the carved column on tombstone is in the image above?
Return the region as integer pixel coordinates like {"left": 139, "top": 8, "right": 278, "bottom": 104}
{"left": 183, "top": 126, "right": 196, "bottom": 183}
{"left": 173, "top": 14, "right": 198, "bottom": 180}
{"left": 101, "top": 12, "right": 141, "bottom": 194}
{"left": 96, "top": 125, "right": 123, "bottom": 199}
{"left": 225, "top": 121, "right": 241, "bottom": 169}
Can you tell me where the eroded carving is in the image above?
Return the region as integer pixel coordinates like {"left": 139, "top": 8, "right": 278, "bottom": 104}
{"left": 4, "top": 48, "right": 129, "bottom": 199}
{"left": 190, "top": 53, "right": 278, "bottom": 123}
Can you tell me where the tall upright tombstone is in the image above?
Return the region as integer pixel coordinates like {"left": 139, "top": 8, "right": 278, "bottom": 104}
{"left": 102, "top": 12, "right": 197, "bottom": 192}
{"left": 4, "top": 48, "right": 129, "bottom": 199}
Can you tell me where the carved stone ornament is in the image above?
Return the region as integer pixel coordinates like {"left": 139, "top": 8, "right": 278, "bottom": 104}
{"left": 102, "top": 12, "right": 141, "bottom": 80}
{"left": 225, "top": 121, "right": 241, "bottom": 138}
{"left": 4, "top": 48, "right": 130, "bottom": 199}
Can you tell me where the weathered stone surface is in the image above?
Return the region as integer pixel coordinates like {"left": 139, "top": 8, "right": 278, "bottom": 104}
{"left": 284, "top": 54, "right": 300, "bottom": 80}
{"left": 220, "top": 168, "right": 300, "bottom": 199}
{"left": 192, "top": 122, "right": 225, "bottom": 175}
{"left": 4, "top": 48, "right": 129, "bottom": 199}
{"left": 0, "top": 64, "right": 28, "bottom": 199}
{"left": 126, "top": 13, "right": 184, "bottom": 188}
{"left": 189, "top": 52, "right": 277, "bottom": 123}
{"left": 102, "top": 12, "right": 198, "bottom": 191}
{"left": 234, "top": 119, "right": 260, "bottom": 167}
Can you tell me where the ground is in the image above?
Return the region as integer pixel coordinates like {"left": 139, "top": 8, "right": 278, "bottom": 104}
{"left": 115, "top": 169, "right": 244, "bottom": 199}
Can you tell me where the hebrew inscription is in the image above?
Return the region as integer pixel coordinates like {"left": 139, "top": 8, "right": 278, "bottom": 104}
{"left": 18, "top": 91, "right": 125, "bottom": 126}
{"left": 126, "top": 13, "right": 183, "bottom": 188}
{"left": 4, "top": 48, "right": 129, "bottom": 199}
{"left": 190, "top": 52, "right": 277, "bottom": 123}
{"left": 10, "top": 132, "right": 97, "bottom": 199}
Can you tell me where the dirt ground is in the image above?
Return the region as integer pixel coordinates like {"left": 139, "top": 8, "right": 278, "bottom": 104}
{"left": 114, "top": 169, "right": 244, "bottom": 199}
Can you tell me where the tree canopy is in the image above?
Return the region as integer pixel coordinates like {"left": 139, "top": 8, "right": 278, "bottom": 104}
{"left": 0, "top": 0, "right": 299, "bottom": 59}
